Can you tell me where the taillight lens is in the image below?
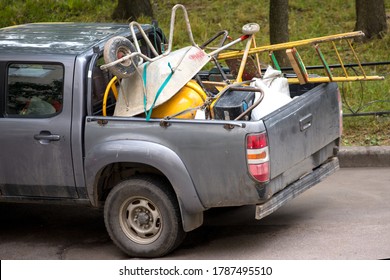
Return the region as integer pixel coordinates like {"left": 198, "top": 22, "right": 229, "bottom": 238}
{"left": 247, "top": 133, "right": 267, "bottom": 149}
{"left": 249, "top": 163, "right": 270, "bottom": 182}
{"left": 246, "top": 133, "right": 270, "bottom": 182}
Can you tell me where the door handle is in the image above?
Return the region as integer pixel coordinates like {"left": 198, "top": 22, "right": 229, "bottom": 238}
{"left": 299, "top": 114, "right": 312, "bottom": 132}
{"left": 34, "top": 131, "right": 60, "bottom": 144}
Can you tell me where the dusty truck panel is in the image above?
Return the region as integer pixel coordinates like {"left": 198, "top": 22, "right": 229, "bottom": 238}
{"left": 265, "top": 83, "right": 341, "bottom": 181}
{"left": 0, "top": 18, "right": 349, "bottom": 258}
{"left": 83, "top": 128, "right": 205, "bottom": 231}
{"left": 0, "top": 54, "right": 77, "bottom": 199}
{"left": 84, "top": 117, "right": 268, "bottom": 208}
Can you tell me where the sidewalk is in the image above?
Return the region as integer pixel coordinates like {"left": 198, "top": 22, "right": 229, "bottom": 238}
{"left": 338, "top": 146, "right": 390, "bottom": 167}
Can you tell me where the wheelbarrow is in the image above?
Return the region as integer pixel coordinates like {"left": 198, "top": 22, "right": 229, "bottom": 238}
{"left": 100, "top": 4, "right": 260, "bottom": 120}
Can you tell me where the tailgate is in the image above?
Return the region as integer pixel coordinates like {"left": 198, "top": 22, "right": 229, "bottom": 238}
{"left": 264, "top": 82, "right": 341, "bottom": 179}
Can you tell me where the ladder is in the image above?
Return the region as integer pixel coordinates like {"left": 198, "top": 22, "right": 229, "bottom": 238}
{"left": 217, "top": 31, "right": 384, "bottom": 84}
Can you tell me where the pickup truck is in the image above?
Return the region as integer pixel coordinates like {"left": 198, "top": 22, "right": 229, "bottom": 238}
{"left": 0, "top": 22, "right": 341, "bottom": 258}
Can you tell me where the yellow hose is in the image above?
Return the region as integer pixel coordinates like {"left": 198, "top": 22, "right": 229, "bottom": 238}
{"left": 103, "top": 76, "right": 119, "bottom": 116}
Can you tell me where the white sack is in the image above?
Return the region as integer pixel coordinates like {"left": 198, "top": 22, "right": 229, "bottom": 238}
{"left": 251, "top": 66, "right": 292, "bottom": 120}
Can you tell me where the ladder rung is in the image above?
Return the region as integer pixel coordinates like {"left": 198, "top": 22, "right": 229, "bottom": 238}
{"left": 332, "top": 41, "right": 349, "bottom": 78}
{"left": 347, "top": 39, "right": 367, "bottom": 78}
{"left": 314, "top": 44, "right": 333, "bottom": 81}
{"left": 269, "top": 51, "right": 281, "bottom": 71}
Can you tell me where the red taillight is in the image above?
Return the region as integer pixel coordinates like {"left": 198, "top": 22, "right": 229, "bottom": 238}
{"left": 247, "top": 133, "right": 267, "bottom": 149}
{"left": 249, "top": 162, "right": 270, "bottom": 182}
{"left": 246, "top": 133, "right": 270, "bottom": 183}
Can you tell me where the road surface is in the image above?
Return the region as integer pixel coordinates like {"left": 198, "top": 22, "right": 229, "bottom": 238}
{"left": 0, "top": 168, "right": 389, "bottom": 260}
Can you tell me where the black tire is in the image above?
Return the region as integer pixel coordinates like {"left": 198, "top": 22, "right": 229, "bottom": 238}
{"left": 104, "top": 175, "right": 186, "bottom": 258}
{"left": 103, "top": 36, "right": 140, "bottom": 79}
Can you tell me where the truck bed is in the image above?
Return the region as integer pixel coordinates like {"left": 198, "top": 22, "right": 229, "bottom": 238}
{"left": 85, "top": 81, "right": 341, "bottom": 211}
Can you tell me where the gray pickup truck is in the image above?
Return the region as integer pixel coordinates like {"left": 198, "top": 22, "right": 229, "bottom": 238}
{"left": 0, "top": 23, "right": 341, "bottom": 258}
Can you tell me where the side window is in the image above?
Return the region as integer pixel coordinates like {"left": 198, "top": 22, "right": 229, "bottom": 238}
{"left": 6, "top": 63, "right": 63, "bottom": 117}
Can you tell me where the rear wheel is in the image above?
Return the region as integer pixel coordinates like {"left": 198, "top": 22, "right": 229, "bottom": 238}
{"left": 104, "top": 175, "right": 186, "bottom": 257}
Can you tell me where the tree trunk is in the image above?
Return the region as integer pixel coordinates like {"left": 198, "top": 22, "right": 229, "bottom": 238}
{"left": 112, "top": 0, "right": 154, "bottom": 21}
{"left": 269, "top": 0, "right": 289, "bottom": 67}
{"left": 354, "top": 0, "right": 387, "bottom": 41}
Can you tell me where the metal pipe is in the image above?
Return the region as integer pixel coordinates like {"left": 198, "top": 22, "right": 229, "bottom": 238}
{"left": 234, "top": 89, "right": 265, "bottom": 121}
{"left": 343, "top": 111, "right": 390, "bottom": 117}
{"left": 102, "top": 4, "right": 200, "bottom": 71}
{"left": 100, "top": 50, "right": 157, "bottom": 70}
{"left": 129, "top": 21, "right": 160, "bottom": 57}
{"left": 200, "top": 30, "right": 229, "bottom": 50}
{"left": 166, "top": 4, "right": 198, "bottom": 54}
{"left": 208, "top": 35, "right": 250, "bottom": 57}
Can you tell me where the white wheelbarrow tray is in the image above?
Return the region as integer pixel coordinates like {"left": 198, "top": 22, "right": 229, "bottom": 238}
{"left": 114, "top": 45, "right": 210, "bottom": 117}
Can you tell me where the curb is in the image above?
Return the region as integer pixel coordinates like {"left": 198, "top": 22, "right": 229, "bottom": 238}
{"left": 338, "top": 146, "right": 390, "bottom": 168}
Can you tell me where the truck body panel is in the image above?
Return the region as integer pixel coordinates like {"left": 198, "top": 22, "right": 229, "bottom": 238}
{"left": 0, "top": 55, "right": 77, "bottom": 198}
{"left": 265, "top": 83, "right": 340, "bottom": 180}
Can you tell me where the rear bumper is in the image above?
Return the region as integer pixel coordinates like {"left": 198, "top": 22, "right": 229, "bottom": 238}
{"left": 255, "top": 157, "right": 339, "bottom": 220}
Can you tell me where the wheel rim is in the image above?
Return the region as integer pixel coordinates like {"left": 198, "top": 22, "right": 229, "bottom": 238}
{"left": 119, "top": 196, "right": 162, "bottom": 244}
{"left": 116, "top": 46, "right": 132, "bottom": 67}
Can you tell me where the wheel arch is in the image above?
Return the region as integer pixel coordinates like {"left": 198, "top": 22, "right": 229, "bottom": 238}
{"left": 84, "top": 140, "right": 205, "bottom": 231}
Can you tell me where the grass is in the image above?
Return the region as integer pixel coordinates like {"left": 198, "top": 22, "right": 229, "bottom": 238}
{"left": 0, "top": 0, "right": 117, "bottom": 24}
{"left": 0, "top": 0, "right": 389, "bottom": 145}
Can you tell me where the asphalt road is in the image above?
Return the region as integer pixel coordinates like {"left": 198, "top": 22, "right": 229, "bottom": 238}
{"left": 0, "top": 167, "right": 389, "bottom": 260}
